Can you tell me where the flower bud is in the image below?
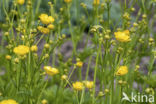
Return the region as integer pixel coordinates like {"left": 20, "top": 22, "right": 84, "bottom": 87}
{"left": 5, "top": 55, "right": 12, "bottom": 60}
{"left": 44, "top": 44, "right": 50, "bottom": 49}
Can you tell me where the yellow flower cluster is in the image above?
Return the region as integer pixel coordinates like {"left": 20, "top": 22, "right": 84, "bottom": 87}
{"left": 114, "top": 30, "right": 130, "bottom": 42}
{"left": 13, "top": 45, "right": 29, "bottom": 56}
{"left": 38, "top": 14, "right": 55, "bottom": 34}
{"left": 43, "top": 66, "right": 59, "bottom": 76}
{"left": 17, "top": 0, "right": 25, "bottom": 5}
{"left": 72, "top": 81, "right": 94, "bottom": 91}
{"left": 39, "top": 14, "right": 54, "bottom": 25}
{"left": 116, "top": 66, "right": 128, "bottom": 76}
{"left": 0, "top": 99, "right": 18, "bottom": 104}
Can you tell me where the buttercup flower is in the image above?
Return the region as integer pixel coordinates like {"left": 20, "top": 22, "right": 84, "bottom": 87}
{"left": 76, "top": 61, "right": 83, "bottom": 67}
{"left": 73, "top": 82, "right": 83, "bottom": 91}
{"left": 17, "top": 0, "right": 25, "bottom": 5}
{"left": 0, "top": 99, "right": 18, "bottom": 104}
{"left": 44, "top": 66, "right": 59, "bottom": 76}
{"left": 93, "top": 0, "right": 100, "bottom": 5}
{"left": 13, "top": 45, "right": 29, "bottom": 56}
{"left": 39, "top": 14, "right": 54, "bottom": 24}
{"left": 31, "top": 45, "right": 38, "bottom": 52}
{"left": 84, "top": 81, "right": 93, "bottom": 89}
{"left": 47, "top": 24, "right": 55, "bottom": 30}
{"left": 64, "top": 0, "right": 72, "bottom": 3}
{"left": 114, "top": 30, "right": 130, "bottom": 42}
{"left": 37, "top": 26, "right": 50, "bottom": 34}
{"left": 116, "top": 66, "right": 128, "bottom": 76}
{"left": 37, "top": 26, "right": 43, "bottom": 30}
{"left": 40, "top": 27, "right": 49, "bottom": 34}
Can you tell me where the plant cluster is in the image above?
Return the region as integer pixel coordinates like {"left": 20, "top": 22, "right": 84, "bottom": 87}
{"left": 0, "top": 0, "right": 156, "bottom": 104}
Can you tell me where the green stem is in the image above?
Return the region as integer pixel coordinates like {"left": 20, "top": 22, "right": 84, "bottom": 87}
{"left": 85, "top": 56, "right": 93, "bottom": 80}
{"left": 67, "top": 5, "right": 76, "bottom": 57}
{"left": 107, "top": 2, "right": 110, "bottom": 27}
{"left": 79, "top": 68, "right": 82, "bottom": 81}
{"left": 92, "top": 43, "right": 101, "bottom": 104}
{"left": 64, "top": 67, "right": 76, "bottom": 87}
{"left": 36, "top": 35, "right": 44, "bottom": 45}
{"left": 80, "top": 88, "right": 85, "bottom": 104}
{"left": 35, "top": 0, "right": 42, "bottom": 16}
{"left": 36, "top": 78, "right": 49, "bottom": 104}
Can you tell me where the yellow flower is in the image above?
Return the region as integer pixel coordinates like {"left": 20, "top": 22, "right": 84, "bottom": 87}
{"left": 13, "top": 45, "right": 29, "bottom": 56}
{"left": 93, "top": 0, "right": 100, "bottom": 5}
{"left": 114, "top": 30, "right": 130, "bottom": 42}
{"left": 17, "top": 0, "right": 25, "bottom": 5}
{"left": 47, "top": 24, "right": 55, "bottom": 30}
{"left": 64, "top": 0, "right": 72, "bottom": 3}
{"left": 43, "top": 66, "right": 59, "bottom": 76}
{"left": 40, "top": 28, "right": 49, "bottom": 34}
{"left": 76, "top": 61, "right": 83, "bottom": 67}
{"left": 37, "top": 26, "right": 42, "bottom": 30}
{"left": 5, "top": 55, "right": 12, "bottom": 60}
{"left": 37, "top": 26, "right": 50, "bottom": 34}
{"left": 39, "top": 14, "right": 49, "bottom": 24}
{"left": 116, "top": 66, "right": 128, "bottom": 76}
{"left": 31, "top": 45, "right": 38, "bottom": 52}
{"left": 73, "top": 82, "right": 83, "bottom": 91}
{"left": 41, "top": 99, "right": 47, "bottom": 104}
{"left": 39, "top": 14, "right": 54, "bottom": 24}
{"left": 0, "top": 99, "right": 18, "bottom": 104}
{"left": 84, "top": 81, "right": 93, "bottom": 89}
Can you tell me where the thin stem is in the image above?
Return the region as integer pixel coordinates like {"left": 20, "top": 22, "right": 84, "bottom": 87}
{"left": 92, "top": 43, "right": 101, "bottom": 104}
{"left": 107, "top": 2, "right": 110, "bottom": 27}
{"left": 35, "top": 0, "right": 42, "bottom": 16}
{"left": 36, "top": 35, "right": 44, "bottom": 45}
{"left": 80, "top": 88, "right": 85, "bottom": 104}
{"left": 36, "top": 78, "right": 49, "bottom": 104}
{"left": 85, "top": 56, "right": 93, "bottom": 80}
{"left": 67, "top": 4, "right": 76, "bottom": 57}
